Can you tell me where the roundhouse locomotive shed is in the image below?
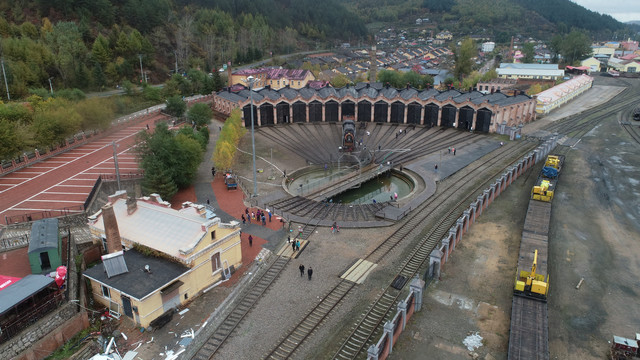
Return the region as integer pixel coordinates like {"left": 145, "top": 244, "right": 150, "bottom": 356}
{"left": 213, "top": 82, "right": 537, "bottom": 133}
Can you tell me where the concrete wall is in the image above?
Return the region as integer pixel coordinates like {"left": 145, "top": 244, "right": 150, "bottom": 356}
{"left": 86, "top": 179, "right": 142, "bottom": 216}
{"left": 428, "top": 137, "right": 558, "bottom": 279}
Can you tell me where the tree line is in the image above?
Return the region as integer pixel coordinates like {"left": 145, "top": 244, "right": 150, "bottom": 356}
{"left": 0, "top": 0, "right": 367, "bottom": 101}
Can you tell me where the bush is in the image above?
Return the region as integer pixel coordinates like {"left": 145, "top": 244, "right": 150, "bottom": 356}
{"left": 54, "top": 88, "right": 86, "bottom": 101}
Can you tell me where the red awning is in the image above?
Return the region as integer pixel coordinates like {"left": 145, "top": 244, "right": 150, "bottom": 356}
{"left": 0, "top": 275, "right": 22, "bottom": 291}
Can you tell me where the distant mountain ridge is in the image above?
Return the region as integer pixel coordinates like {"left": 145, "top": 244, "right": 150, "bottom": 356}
{"left": 344, "top": 0, "right": 629, "bottom": 40}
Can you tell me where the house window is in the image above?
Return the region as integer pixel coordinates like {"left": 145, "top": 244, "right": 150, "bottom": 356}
{"left": 211, "top": 230, "right": 216, "bottom": 240}
{"left": 298, "top": 81, "right": 301, "bottom": 86}
{"left": 101, "top": 285, "right": 110, "bottom": 299}
{"left": 211, "top": 252, "right": 221, "bottom": 272}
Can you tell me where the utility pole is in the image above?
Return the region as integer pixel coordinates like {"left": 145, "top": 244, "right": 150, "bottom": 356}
{"left": 112, "top": 141, "right": 121, "bottom": 191}
{"left": 247, "top": 76, "right": 258, "bottom": 197}
{"left": 1, "top": 58, "right": 9, "bottom": 100}
{"left": 174, "top": 51, "right": 179, "bottom": 74}
{"left": 138, "top": 54, "right": 144, "bottom": 84}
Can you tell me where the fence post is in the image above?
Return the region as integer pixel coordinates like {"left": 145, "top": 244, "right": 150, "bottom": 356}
{"left": 367, "top": 344, "right": 379, "bottom": 360}
{"left": 384, "top": 320, "right": 394, "bottom": 354}
{"left": 410, "top": 276, "right": 425, "bottom": 311}
{"left": 397, "top": 300, "right": 407, "bottom": 330}
{"left": 429, "top": 249, "right": 442, "bottom": 279}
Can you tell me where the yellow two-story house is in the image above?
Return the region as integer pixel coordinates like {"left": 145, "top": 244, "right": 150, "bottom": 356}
{"left": 83, "top": 191, "right": 242, "bottom": 328}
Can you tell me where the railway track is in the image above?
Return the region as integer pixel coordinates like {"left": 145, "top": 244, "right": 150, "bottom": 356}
{"left": 264, "top": 280, "right": 357, "bottom": 360}
{"left": 262, "top": 139, "right": 540, "bottom": 360}
{"left": 191, "top": 256, "right": 290, "bottom": 360}
{"left": 332, "top": 142, "right": 539, "bottom": 360}
{"left": 620, "top": 107, "right": 640, "bottom": 145}
{"left": 544, "top": 79, "right": 638, "bottom": 139}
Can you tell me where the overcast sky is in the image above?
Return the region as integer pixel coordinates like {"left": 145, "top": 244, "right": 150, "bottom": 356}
{"left": 572, "top": 0, "right": 640, "bottom": 23}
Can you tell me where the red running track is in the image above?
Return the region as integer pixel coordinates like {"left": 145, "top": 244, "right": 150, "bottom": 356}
{"left": 0, "top": 114, "right": 165, "bottom": 225}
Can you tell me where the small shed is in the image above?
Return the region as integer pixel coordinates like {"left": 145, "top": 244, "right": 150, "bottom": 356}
{"left": 28, "top": 218, "right": 61, "bottom": 274}
{"left": 0, "top": 274, "right": 60, "bottom": 342}
{"left": 612, "top": 335, "right": 639, "bottom": 353}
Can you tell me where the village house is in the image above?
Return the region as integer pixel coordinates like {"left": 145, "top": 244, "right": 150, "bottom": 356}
{"left": 231, "top": 68, "right": 316, "bottom": 90}
{"left": 83, "top": 192, "right": 242, "bottom": 328}
{"left": 496, "top": 63, "right": 564, "bottom": 81}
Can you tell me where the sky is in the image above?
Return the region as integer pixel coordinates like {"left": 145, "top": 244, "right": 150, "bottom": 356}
{"left": 572, "top": 0, "right": 640, "bottom": 23}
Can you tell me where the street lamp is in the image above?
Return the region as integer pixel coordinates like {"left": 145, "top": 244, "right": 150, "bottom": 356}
{"left": 247, "top": 76, "right": 258, "bottom": 197}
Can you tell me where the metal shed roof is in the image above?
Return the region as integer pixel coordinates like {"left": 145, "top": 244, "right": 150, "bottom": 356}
{"left": 28, "top": 218, "right": 59, "bottom": 253}
{"left": 0, "top": 275, "right": 55, "bottom": 314}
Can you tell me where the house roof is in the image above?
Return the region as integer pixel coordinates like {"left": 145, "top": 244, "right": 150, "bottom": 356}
{"left": 535, "top": 75, "right": 593, "bottom": 105}
{"left": 83, "top": 249, "right": 189, "bottom": 300}
{"left": 496, "top": 68, "right": 565, "bottom": 77}
{"left": 220, "top": 81, "right": 532, "bottom": 107}
{"left": 234, "top": 68, "right": 311, "bottom": 81}
{"left": 0, "top": 275, "right": 55, "bottom": 314}
{"left": 499, "top": 63, "right": 559, "bottom": 70}
{"left": 29, "top": 218, "right": 59, "bottom": 253}
{"left": 89, "top": 198, "right": 218, "bottom": 259}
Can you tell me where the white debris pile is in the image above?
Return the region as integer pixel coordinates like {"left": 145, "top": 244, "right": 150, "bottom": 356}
{"left": 463, "top": 332, "right": 483, "bottom": 351}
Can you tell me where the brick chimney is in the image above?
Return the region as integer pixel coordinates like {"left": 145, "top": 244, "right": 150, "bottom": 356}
{"left": 227, "top": 62, "right": 232, "bottom": 87}
{"left": 126, "top": 197, "right": 137, "bottom": 215}
{"left": 369, "top": 45, "right": 378, "bottom": 83}
{"left": 102, "top": 203, "right": 122, "bottom": 254}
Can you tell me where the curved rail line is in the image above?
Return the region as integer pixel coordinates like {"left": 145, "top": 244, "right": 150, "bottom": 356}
{"left": 263, "top": 139, "right": 540, "bottom": 360}
{"left": 543, "top": 81, "right": 637, "bottom": 138}
{"left": 620, "top": 107, "right": 640, "bottom": 145}
{"left": 191, "top": 256, "right": 290, "bottom": 360}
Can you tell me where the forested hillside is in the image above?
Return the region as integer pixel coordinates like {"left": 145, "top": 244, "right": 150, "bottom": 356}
{"left": 346, "top": 0, "right": 629, "bottom": 41}
{"left": 0, "top": 0, "right": 366, "bottom": 98}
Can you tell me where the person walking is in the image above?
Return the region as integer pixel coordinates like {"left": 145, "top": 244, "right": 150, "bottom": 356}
{"left": 292, "top": 240, "right": 296, "bottom": 252}
{"left": 307, "top": 267, "right": 313, "bottom": 280}
{"left": 242, "top": 214, "right": 246, "bottom": 224}
{"left": 296, "top": 239, "right": 300, "bottom": 251}
{"left": 262, "top": 215, "right": 266, "bottom": 225}
{"left": 268, "top": 210, "right": 272, "bottom": 222}
{"left": 453, "top": 147, "right": 456, "bottom": 155}
{"left": 299, "top": 264, "right": 305, "bottom": 277}
{"left": 435, "top": 164, "right": 438, "bottom": 171}
{"left": 248, "top": 235, "right": 253, "bottom": 247}
{"left": 448, "top": 147, "right": 451, "bottom": 154}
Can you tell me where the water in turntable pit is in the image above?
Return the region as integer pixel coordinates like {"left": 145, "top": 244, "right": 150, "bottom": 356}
{"left": 329, "top": 173, "right": 413, "bottom": 204}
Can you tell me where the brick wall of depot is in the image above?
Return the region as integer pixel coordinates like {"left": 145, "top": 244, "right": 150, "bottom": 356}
{"left": 0, "top": 304, "right": 88, "bottom": 360}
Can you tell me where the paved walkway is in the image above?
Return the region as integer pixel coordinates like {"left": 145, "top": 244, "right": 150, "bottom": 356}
{"left": 185, "top": 120, "right": 289, "bottom": 255}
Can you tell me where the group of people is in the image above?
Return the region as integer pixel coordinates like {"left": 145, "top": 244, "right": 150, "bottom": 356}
{"left": 289, "top": 236, "right": 301, "bottom": 252}
{"left": 241, "top": 207, "right": 271, "bottom": 225}
{"left": 331, "top": 222, "right": 340, "bottom": 233}
{"left": 299, "top": 264, "right": 313, "bottom": 280}
{"left": 448, "top": 147, "right": 457, "bottom": 155}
